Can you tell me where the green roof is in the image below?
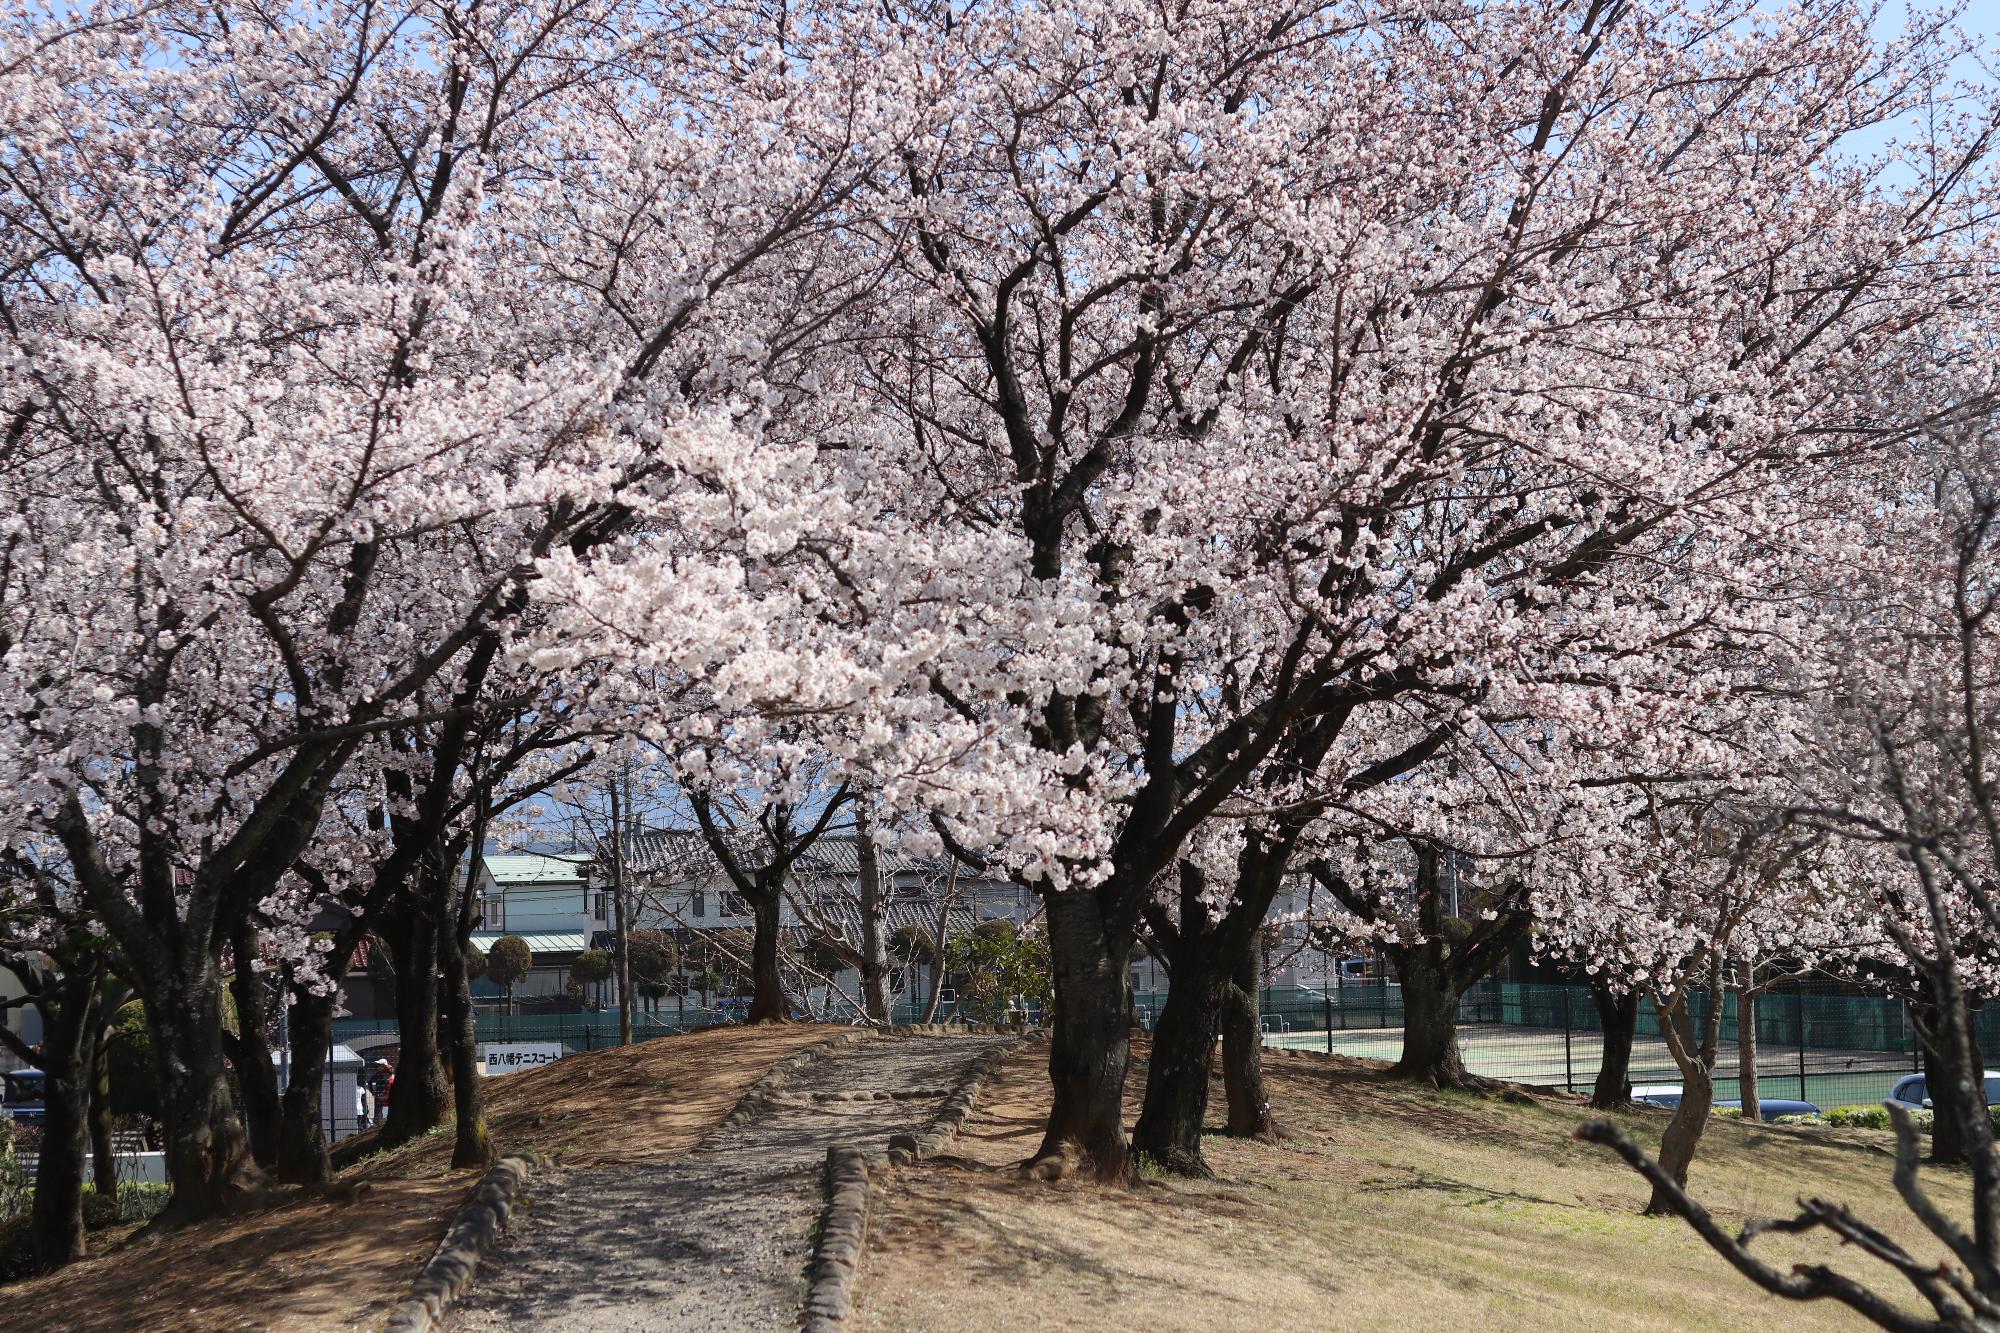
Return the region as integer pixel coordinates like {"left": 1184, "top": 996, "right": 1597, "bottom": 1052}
{"left": 481, "top": 853, "right": 588, "bottom": 886}
{"left": 468, "top": 931, "right": 589, "bottom": 955}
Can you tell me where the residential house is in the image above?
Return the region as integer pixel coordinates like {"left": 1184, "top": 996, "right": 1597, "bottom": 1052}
{"left": 467, "top": 852, "right": 594, "bottom": 1008}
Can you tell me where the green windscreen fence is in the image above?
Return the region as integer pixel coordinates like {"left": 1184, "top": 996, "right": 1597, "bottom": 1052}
{"left": 1187, "top": 979, "right": 1939, "bottom": 1110}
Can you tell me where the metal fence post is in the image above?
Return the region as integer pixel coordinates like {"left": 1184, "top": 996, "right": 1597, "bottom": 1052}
{"left": 1325, "top": 990, "right": 1333, "bottom": 1056}
{"left": 1562, "top": 986, "right": 1574, "bottom": 1093}
{"left": 1796, "top": 987, "right": 1809, "bottom": 1103}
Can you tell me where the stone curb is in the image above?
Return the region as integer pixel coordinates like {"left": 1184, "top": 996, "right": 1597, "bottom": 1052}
{"left": 802, "top": 1145, "right": 873, "bottom": 1333}
{"left": 700, "top": 1030, "right": 877, "bottom": 1149}
{"left": 709, "top": 1023, "right": 1033, "bottom": 1147}
{"left": 381, "top": 1151, "right": 545, "bottom": 1333}
{"left": 895, "top": 1034, "right": 1029, "bottom": 1164}
{"left": 801, "top": 1031, "right": 1035, "bottom": 1330}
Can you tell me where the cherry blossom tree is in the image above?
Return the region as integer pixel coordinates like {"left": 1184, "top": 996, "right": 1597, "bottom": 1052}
{"left": 1586, "top": 415, "right": 2000, "bottom": 1329}
{"left": 817, "top": 0, "right": 2000, "bottom": 1179}
{"left": 0, "top": 0, "right": 934, "bottom": 1218}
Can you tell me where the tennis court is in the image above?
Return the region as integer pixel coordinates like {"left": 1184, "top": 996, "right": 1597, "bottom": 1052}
{"left": 1260, "top": 1021, "right": 1918, "bottom": 1109}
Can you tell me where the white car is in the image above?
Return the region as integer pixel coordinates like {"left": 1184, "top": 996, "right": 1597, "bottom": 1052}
{"left": 1885, "top": 1072, "right": 2000, "bottom": 1110}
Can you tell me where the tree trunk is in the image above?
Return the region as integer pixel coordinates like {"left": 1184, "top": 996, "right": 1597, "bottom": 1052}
{"left": 610, "top": 777, "right": 634, "bottom": 1046}
{"left": 31, "top": 988, "right": 95, "bottom": 1271}
{"left": 1589, "top": 983, "right": 1639, "bottom": 1110}
{"left": 88, "top": 984, "right": 117, "bottom": 1196}
{"left": 276, "top": 990, "right": 334, "bottom": 1184}
{"left": 1931, "top": 985, "right": 2000, "bottom": 1254}
{"left": 228, "top": 923, "right": 282, "bottom": 1169}
{"left": 149, "top": 957, "right": 264, "bottom": 1224}
{"left": 1737, "top": 980, "right": 1761, "bottom": 1124}
{"left": 1647, "top": 1065, "right": 1716, "bottom": 1213}
{"left": 440, "top": 924, "right": 490, "bottom": 1169}
{"left": 378, "top": 906, "right": 447, "bottom": 1148}
{"left": 921, "top": 899, "right": 952, "bottom": 1024}
{"left": 1221, "top": 935, "right": 1278, "bottom": 1140}
{"left": 747, "top": 889, "right": 789, "bottom": 1023}
{"left": 1387, "top": 945, "right": 1474, "bottom": 1089}
{"left": 1921, "top": 994, "right": 1989, "bottom": 1167}
{"left": 1131, "top": 931, "right": 1226, "bottom": 1176}
{"left": 855, "top": 808, "right": 891, "bottom": 1025}
{"left": 1031, "top": 888, "right": 1133, "bottom": 1181}
{"left": 1645, "top": 979, "right": 1723, "bottom": 1217}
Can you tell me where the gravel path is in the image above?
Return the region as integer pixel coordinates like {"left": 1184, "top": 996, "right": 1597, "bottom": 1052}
{"left": 446, "top": 1034, "right": 1013, "bottom": 1332}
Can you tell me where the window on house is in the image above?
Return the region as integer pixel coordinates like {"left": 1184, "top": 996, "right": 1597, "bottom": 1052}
{"left": 722, "top": 891, "right": 749, "bottom": 916}
{"left": 592, "top": 892, "right": 606, "bottom": 919}
{"left": 691, "top": 890, "right": 706, "bottom": 919}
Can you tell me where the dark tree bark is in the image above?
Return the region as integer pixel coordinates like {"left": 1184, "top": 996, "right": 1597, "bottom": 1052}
{"left": 88, "top": 982, "right": 118, "bottom": 1196}
{"left": 1132, "top": 868, "right": 1229, "bottom": 1174}
{"left": 277, "top": 989, "right": 336, "bottom": 1183}
{"left": 32, "top": 996, "right": 96, "bottom": 1271}
{"left": 1131, "top": 956, "right": 1224, "bottom": 1173}
{"left": 438, "top": 813, "right": 492, "bottom": 1169}
{"left": 747, "top": 890, "right": 788, "bottom": 1023}
{"left": 226, "top": 922, "right": 282, "bottom": 1169}
{"left": 378, "top": 902, "right": 447, "bottom": 1149}
{"left": 689, "top": 785, "right": 853, "bottom": 1028}
{"left": 1737, "top": 970, "right": 1762, "bottom": 1125}
{"left": 1221, "top": 934, "right": 1278, "bottom": 1140}
{"left": 146, "top": 954, "right": 264, "bottom": 1224}
{"left": 1921, "top": 963, "right": 2000, "bottom": 1257}
{"left": 855, "top": 806, "right": 892, "bottom": 1025}
{"left": 1390, "top": 944, "right": 1474, "bottom": 1088}
{"left": 0, "top": 956, "right": 104, "bottom": 1272}
{"left": 1589, "top": 982, "right": 1640, "bottom": 1110}
{"left": 1916, "top": 995, "right": 1989, "bottom": 1167}
{"left": 1132, "top": 814, "right": 1316, "bottom": 1173}
{"left": 1317, "top": 845, "right": 1528, "bottom": 1091}
{"left": 440, "top": 925, "right": 489, "bottom": 1168}
{"left": 608, "top": 771, "right": 635, "bottom": 1046}
{"left": 1031, "top": 887, "right": 1133, "bottom": 1181}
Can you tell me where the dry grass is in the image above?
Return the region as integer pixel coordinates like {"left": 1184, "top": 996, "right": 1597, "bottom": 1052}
{"left": 856, "top": 1042, "right": 1977, "bottom": 1332}
{"left": 348, "top": 1021, "right": 832, "bottom": 1178}
{"left": 6, "top": 1022, "right": 834, "bottom": 1333}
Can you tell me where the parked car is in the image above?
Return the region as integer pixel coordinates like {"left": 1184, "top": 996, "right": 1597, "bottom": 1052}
{"left": 1725, "top": 1098, "right": 1822, "bottom": 1121}
{"left": 1886, "top": 1072, "right": 2000, "bottom": 1110}
{"left": 1, "top": 1067, "right": 47, "bottom": 1126}
{"left": 1631, "top": 1084, "right": 1820, "bottom": 1121}
{"left": 1336, "top": 958, "right": 1376, "bottom": 987}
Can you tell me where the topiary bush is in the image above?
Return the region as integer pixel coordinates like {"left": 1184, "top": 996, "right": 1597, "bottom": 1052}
{"left": 485, "top": 934, "right": 533, "bottom": 1007}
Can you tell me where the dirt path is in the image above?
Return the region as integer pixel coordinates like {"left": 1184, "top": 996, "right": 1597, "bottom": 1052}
{"left": 448, "top": 1033, "right": 1015, "bottom": 1332}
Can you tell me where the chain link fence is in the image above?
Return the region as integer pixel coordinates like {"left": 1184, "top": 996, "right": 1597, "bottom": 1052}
{"left": 1144, "top": 979, "right": 1932, "bottom": 1108}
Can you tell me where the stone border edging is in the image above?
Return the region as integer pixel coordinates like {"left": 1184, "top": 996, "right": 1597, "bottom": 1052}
{"left": 701, "top": 1030, "right": 877, "bottom": 1147}
{"left": 804, "top": 1145, "right": 873, "bottom": 1332}
{"left": 802, "top": 1031, "right": 1034, "bottom": 1330}
{"left": 382, "top": 1151, "right": 544, "bottom": 1333}
{"left": 897, "top": 1035, "right": 1028, "bottom": 1163}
